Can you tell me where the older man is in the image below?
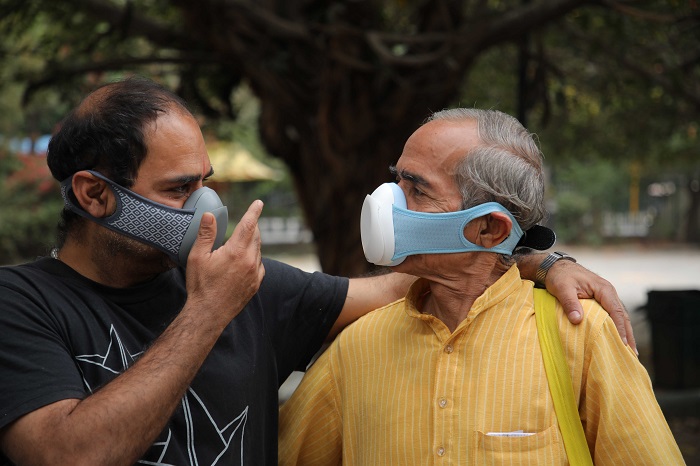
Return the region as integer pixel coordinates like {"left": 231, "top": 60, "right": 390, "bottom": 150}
{"left": 279, "top": 108, "right": 683, "bottom": 465}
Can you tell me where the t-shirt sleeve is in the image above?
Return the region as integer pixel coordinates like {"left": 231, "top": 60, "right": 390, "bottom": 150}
{"left": 0, "top": 276, "right": 87, "bottom": 431}
{"left": 257, "top": 258, "right": 348, "bottom": 381}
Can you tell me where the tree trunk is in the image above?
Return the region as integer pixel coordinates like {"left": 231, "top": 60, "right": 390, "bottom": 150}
{"left": 177, "top": 4, "right": 474, "bottom": 276}
{"left": 170, "top": 0, "right": 580, "bottom": 275}
{"left": 255, "top": 69, "right": 461, "bottom": 276}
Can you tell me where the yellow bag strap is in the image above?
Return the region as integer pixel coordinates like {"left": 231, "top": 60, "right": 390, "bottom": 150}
{"left": 533, "top": 288, "right": 594, "bottom": 466}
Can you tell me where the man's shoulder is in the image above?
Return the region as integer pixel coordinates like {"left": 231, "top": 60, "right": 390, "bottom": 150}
{"left": 533, "top": 287, "right": 611, "bottom": 331}
{"left": 0, "top": 258, "right": 100, "bottom": 297}
{"left": 0, "top": 258, "right": 40, "bottom": 273}
{"left": 0, "top": 258, "right": 53, "bottom": 288}
{"left": 338, "top": 299, "right": 409, "bottom": 341}
{"left": 530, "top": 289, "right": 613, "bottom": 347}
{"left": 0, "top": 260, "right": 95, "bottom": 323}
{"left": 577, "top": 298, "right": 613, "bottom": 331}
{"left": 550, "top": 297, "right": 613, "bottom": 351}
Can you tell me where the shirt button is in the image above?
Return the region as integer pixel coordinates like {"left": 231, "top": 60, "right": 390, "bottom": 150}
{"left": 438, "top": 398, "right": 448, "bottom": 408}
{"left": 445, "top": 345, "right": 454, "bottom": 354}
{"left": 437, "top": 446, "right": 445, "bottom": 456}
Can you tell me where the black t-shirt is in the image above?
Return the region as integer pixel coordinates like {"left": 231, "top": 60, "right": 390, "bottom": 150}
{"left": 0, "top": 257, "right": 348, "bottom": 465}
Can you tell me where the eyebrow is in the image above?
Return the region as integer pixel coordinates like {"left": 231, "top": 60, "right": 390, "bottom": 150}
{"left": 170, "top": 166, "right": 215, "bottom": 185}
{"left": 389, "top": 165, "right": 430, "bottom": 187}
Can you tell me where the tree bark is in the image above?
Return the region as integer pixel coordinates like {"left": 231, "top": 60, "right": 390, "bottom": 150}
{"left": 253, "top": 54, "right": 467, "bottom": 276}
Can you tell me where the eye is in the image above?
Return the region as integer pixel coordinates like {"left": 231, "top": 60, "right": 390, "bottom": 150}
{"left": 170, "top": 184, "right": 192, "bottom": 198}
{"left": 400, "top": 180, "right": 420, "bottom": 196}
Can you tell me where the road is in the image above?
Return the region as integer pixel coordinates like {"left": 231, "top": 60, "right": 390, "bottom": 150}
{"left": 272, "top": 243, "right": 700, "bottom": 360}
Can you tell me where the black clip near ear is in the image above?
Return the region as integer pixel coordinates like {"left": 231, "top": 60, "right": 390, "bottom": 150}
{"left": 517, "top": 225, "right": 556, "bottom": 251}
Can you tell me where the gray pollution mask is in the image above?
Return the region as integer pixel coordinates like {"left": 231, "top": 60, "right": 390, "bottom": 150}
{"left": 60, "top": 170, "right": 228, "bottom": 267}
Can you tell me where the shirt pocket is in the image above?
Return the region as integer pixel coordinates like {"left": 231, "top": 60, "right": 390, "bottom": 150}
{"left": 472, "top": 424, "right": 567, "bottom": 465}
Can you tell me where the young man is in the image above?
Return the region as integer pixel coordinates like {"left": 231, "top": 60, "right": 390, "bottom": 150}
{"left": 0, "top": 79, "right": 632, "bottom": 465}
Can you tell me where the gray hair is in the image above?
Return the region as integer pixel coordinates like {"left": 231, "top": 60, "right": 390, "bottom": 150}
{"left": 427, "top": 108, "right": 546, "bottom": 230}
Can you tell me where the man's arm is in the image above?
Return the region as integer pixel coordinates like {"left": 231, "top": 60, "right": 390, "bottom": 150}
{"left": 0, "top": 204, "right": 265, "bottom": 466}
{"left": 327, "top": 270, "right": 415, "bottom": 339}
{"left": 336, "top": 252, "right": 636, "bottom": 351}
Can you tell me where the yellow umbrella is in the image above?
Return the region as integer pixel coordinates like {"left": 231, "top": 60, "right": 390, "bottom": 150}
{"left": 207, "top": 141, "right": 283, "bottom": 182}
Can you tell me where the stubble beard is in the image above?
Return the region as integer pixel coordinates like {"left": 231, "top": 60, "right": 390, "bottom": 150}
{"left": 97, "top": 228, "right": 178, "bottom": 277}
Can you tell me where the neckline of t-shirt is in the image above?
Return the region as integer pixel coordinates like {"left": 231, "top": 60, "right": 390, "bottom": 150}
{"left": 33, "top": 256, "right": 180, "bottom": 304}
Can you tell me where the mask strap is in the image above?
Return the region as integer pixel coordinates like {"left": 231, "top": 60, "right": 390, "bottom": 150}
{"left": 391, "top": 202, "right": 524, "bottom": 260}
{"left": 59, "top": 170, "right": 195, "bottom": 259}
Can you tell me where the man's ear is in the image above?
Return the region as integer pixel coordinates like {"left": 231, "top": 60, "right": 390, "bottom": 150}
{"left": 464, "top": 212, "right": 513, "bottom": 248}
{"left": 71, "top": 171, "right": 116, "bottom": 218}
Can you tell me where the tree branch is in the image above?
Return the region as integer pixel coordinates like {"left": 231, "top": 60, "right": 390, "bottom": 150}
{"left": 302, "top": 1, "right": 594, "bottom": 70}
{"left": 73, "top": 0, "right": 193, "bottom": 49}
{"left": 563, "top": 21, "right": 700, "bottom": 110}
{"left": 365, "top": 31, "right": 452, "bottom": 67}
{"left": 471, "top": 0, "right": 595, "bottom": 47}
{"left": 22, "top": 54, "right": 221, "bottom": 105}
{"left": 599, "top": 0, "right": 677, "bottom": 22}
{"left": 219, "top": 0, "right": 313, "bottom": 42}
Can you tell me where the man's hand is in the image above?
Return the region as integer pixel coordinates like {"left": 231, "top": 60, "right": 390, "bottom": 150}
{"left": 186, "top": 200, "right": 266, "bottom": 329}
{"left": 516, "top": 252, "right": 636, "bottom": 353}
{"left": 545, "top": 259, "right": 637, "bottom": 354}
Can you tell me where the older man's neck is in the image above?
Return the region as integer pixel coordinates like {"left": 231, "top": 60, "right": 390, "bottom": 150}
{"left": 423, "top": 259, "right": 510, "bottom": 333}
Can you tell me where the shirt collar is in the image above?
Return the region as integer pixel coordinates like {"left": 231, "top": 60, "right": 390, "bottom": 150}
{"left": 404, "top": 264, "right": 522, "bottom": 325}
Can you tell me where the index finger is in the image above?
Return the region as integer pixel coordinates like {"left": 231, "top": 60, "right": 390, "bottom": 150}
{"left": 228, "top": 200, "right": 264, "bottom": 243}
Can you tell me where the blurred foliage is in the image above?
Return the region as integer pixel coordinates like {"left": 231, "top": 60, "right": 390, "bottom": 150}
{"left": 461, "top": 5, "right": 700, "bottom": 245}
{"left": 0, "top": 151, "right": 62, "bottom": 264}
{"left": 203, "top": 84, "right": 300, "bottom": 220}
{"left": 547, "top": 159, "right": 629, "bottom": 244}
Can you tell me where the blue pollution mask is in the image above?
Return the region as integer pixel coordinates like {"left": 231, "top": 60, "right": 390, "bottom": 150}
{"left": 360, "top": 183, "right": 524, "bottom": 266}
{"left": 60, "top": 170, "right": 228, "bottom": 267}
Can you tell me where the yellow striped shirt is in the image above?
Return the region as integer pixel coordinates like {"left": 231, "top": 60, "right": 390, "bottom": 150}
{"left": 279, "top": 265, "right": 684, "bottom": 465}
